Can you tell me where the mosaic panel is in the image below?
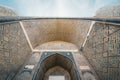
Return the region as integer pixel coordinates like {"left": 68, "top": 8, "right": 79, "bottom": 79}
{"left": 84, "top": 23, "right": 120, "bottom": 80}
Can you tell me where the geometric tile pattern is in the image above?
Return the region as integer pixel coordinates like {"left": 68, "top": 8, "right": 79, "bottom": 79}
{"left": 84, "top": 23, "right": 120, "bottom": 80}
{"left": 0, "top": 22, "right": 31, "bottom": 80}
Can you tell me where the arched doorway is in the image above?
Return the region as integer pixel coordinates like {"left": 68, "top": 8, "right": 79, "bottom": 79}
{"left": 32, "top": 52, "right": 81, "bottom": 80}
{"left": 44, "top": 66, "right": 71, "bottom": 80}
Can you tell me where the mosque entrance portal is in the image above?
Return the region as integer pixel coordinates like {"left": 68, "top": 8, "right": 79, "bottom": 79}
{"left": 32, "top": 52, "right": 81, "bottom": 80}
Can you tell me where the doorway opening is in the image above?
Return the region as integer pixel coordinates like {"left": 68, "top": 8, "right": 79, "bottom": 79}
{"left": 49, "top": 75, "right": 65, "bottom": 80}
{"left": 32, "top": 52, "right": 81, "bottom": 80}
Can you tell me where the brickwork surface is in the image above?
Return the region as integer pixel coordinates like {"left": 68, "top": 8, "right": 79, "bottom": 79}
{"left": 23, "top": 19, "right": 91, "bottom": 48}
{"left": 84, "top": 23, "right": 120, "bottom": 80}
{"left": 0, "top": 22, "right": 31, "bottom": 80}
{"left": 0, "top": 5, "right": 17, "bottom": 16}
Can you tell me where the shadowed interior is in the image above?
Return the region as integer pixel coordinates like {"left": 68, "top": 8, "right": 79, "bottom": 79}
{"left": 36, "top": 54, "right": 79, "bottom": 80}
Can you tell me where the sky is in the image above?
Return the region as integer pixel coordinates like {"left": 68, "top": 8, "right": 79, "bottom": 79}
{"left": 0, "top": 0, "right": 120, "bottom": 17}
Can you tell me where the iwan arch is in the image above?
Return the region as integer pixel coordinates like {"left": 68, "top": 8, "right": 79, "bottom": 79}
{"left": 0, "top": 4, "right": 120, "bottom": 80}
{"left": 19, "top": 19, "right": 92, "bottom": 80}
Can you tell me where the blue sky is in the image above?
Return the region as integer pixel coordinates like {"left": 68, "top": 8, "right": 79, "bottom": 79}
{"left": 0, "top": 0, "right": 120, "bottom": 17}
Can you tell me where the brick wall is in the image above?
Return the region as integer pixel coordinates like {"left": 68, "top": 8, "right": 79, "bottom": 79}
{"left": 0, "top": 22, "right": 31, "bottom": 80}
{"left": 0, "top": 5, "right": 17, "bottom": 16}
{"left": 23, "top": 19, "right": 91, "bottom": 48}
{"left": 84, "top": 23, "right": 120, "bottom": 80}
{"left": 95, "top": 4, "right": 120, "bottom": 17}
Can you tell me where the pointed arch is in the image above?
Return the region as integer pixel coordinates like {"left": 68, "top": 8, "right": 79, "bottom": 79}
{"left": 32, "top": 52, "right": 81, "bottom": 80}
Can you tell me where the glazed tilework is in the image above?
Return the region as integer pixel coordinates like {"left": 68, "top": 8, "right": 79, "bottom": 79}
{"left": 84, "top": 23, "right": 120, "bottom": 80}
{"left": 0, "top": 22, "right": 31, "bottom": 80}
